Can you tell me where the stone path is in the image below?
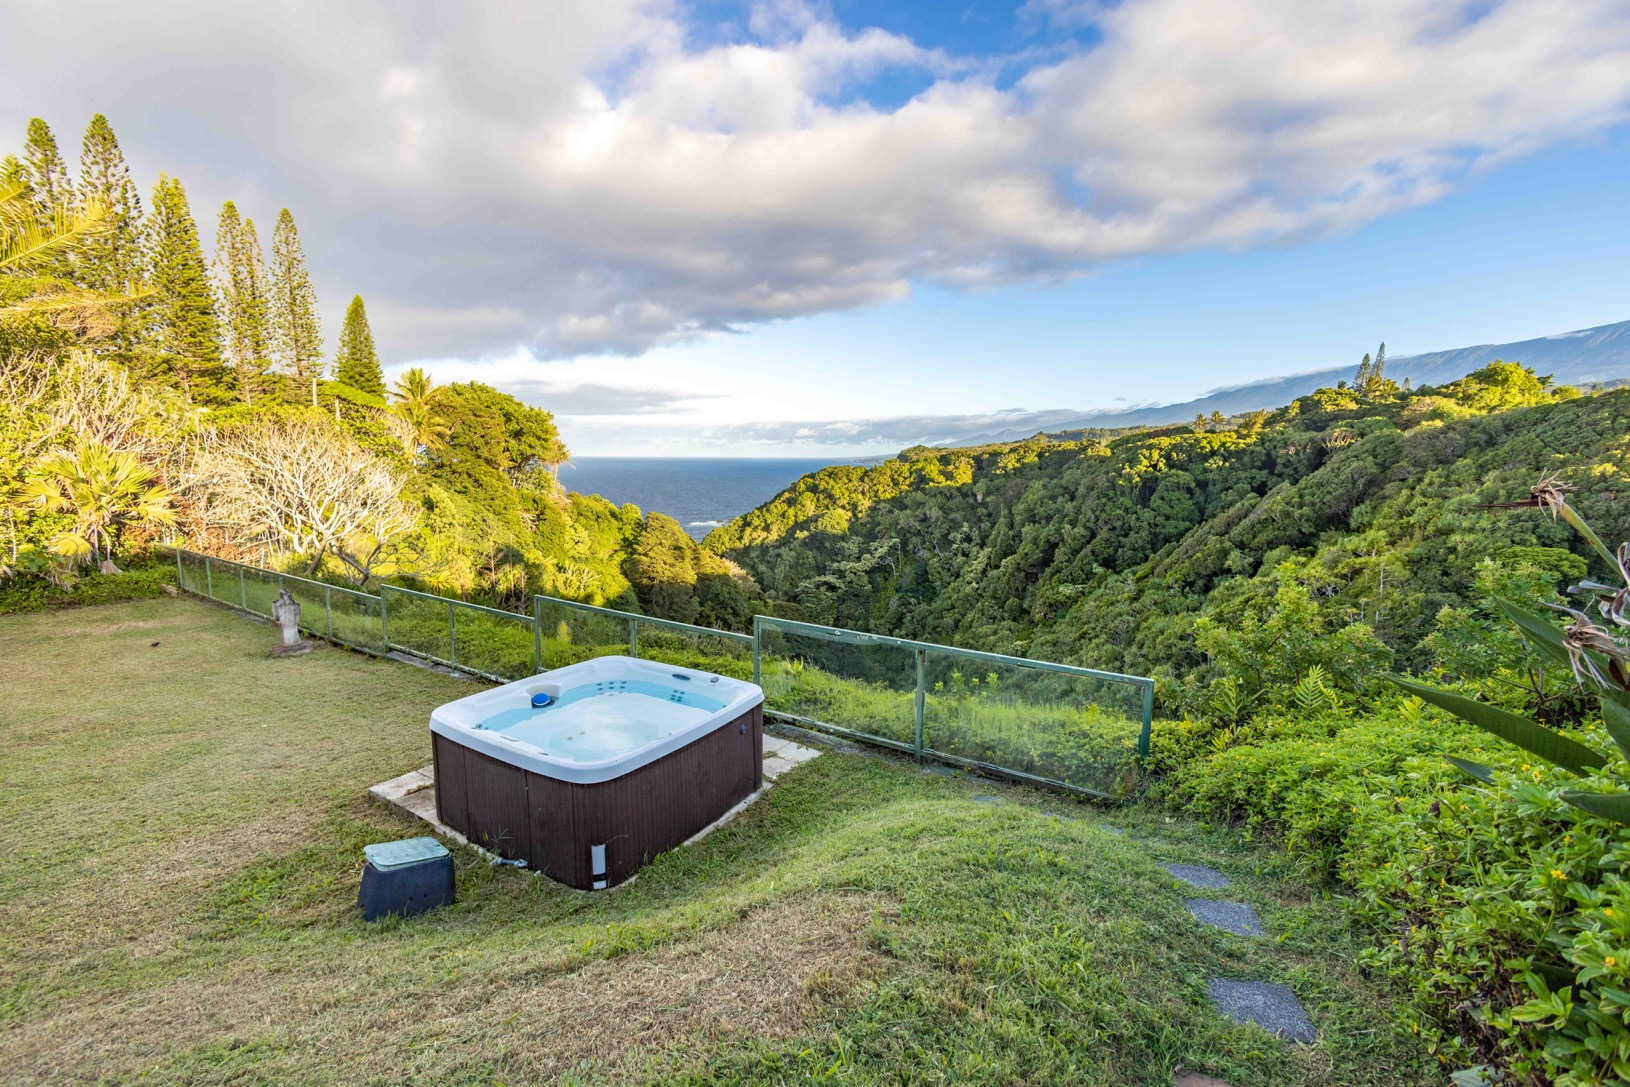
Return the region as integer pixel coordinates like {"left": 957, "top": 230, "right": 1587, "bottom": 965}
{"left": 1182, "top": 898, "right": 1266, "bottom": 938}
{"left": 1158, "top": 860, "right": 1316, "bottom": 1044}
{"left": 1206, "top": 979, "right": 1317, "bottom": 1043}
{"left": 1164, "top": 862, "right": 1232, "bottom": 890}
{"left": 368, "top": 732, "right": 824, "bottom": 880}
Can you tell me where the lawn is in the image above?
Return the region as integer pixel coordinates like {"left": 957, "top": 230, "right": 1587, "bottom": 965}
{"left": 0, "top": 598, "right": 1436, "bottom": 1086}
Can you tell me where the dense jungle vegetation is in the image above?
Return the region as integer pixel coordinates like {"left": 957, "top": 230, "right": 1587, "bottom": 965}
{"left": 712, "top": 362, "right": 1630, "bottom": 1084}
{"left": 0, "top": 115, "right": 759, "bottom": 629}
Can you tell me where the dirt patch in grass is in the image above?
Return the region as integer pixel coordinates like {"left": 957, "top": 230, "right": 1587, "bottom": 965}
{"left": 6, "top": 894, "right": 885, "bottom": 1085}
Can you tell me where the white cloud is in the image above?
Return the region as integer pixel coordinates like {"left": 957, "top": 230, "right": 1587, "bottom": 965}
{"left": 3, "top": 0, "right": 1629, "bottom": 366}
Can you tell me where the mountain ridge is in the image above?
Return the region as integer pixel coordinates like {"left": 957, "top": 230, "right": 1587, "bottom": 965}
{"left": 953, "top": 317, "right": 1630, "bottom": 444}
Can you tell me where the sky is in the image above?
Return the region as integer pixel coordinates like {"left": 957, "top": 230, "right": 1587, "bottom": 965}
{"left": 3, "top": 0, "right": 1630, "bottom": 455}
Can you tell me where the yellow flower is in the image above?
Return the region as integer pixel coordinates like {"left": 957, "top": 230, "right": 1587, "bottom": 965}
{"left": 1607, "top": 957, "right": 1618, "bottom": 968}
{"left": 1551, "top": 869, "right": 1568, "bottom": 880}
{"left": 1607, "top": 908, "right": 1615, "bottom": 917}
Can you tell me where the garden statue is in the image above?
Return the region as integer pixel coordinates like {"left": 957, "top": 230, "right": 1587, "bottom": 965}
{"left": 270, "top": 587, "right": 313, "bottom": 657}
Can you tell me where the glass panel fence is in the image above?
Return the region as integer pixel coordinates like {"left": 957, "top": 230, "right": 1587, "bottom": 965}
{"left": 753, "top": 618, "right": 919, "bottom": 753}
{"left": 328, "top": 584, "right": 386, "bottom": 653}
{"left": 919, "top": 647, "right": 1148, "bottom": 798}
{"left": 630, "top": 618, "right": 754, "bottom": 681}
{"left": 533, "top": 597, "right": 632, "bottom": 668}
{"left": 161, "top": 547, "right": 1155, "bottom": 795}
{"left": 451, "top": 601, "right": 536, "bottom": 682}
{"left": 380, "top": 585, "right": 453, "bottom": 665}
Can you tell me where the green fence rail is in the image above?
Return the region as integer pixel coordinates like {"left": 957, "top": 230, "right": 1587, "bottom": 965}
{"left": 159, "top": 545, "right": 1153, "bottom": 799}
{"left": 753, "top": 616, "right": 1154, "bottom": 799}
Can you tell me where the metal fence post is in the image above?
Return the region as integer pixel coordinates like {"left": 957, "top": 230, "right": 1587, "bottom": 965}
{"left": 204, "top": 556, "right": 213, "bottom": 599}
{"left": 239, "top": 567, "right": 247, "bottom": 610}
{"left": 324, "top": 585, "right": 334, "bottom": 640}
{"left": 532, "top": 596, "right": 544, "bottom": 673}
{"left": 173, "top": 546, "right": 183, "bottom": 590}
{"left": 379, "top": 587, "right": 391, "bottom": 650}
{"left": 628, "top": 617, "right": 639, "bottom": 659}
{"left": 448, "top": 599, "right": 457, "bottom": 669}
{"left": 913, "top": 648, "right": 926, "bottom": 765}
{"left": 1138, "top": 681, "right": 1155, "bottom": 761}
{"left": 751, "top": 616, "right": 763, "bottom": 687}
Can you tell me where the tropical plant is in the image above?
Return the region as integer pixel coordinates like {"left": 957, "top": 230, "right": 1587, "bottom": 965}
{"left": 391, "top": 366, "right": 448, "bottom": 452}
{"left": 1394, "top": 477, "right": 1630, "bottom": 820}
{"left": 1, "top": 177, "right": 111, "bottom": 273}
{"left": 21, "top": 440, "right": 176, "bottom": 570}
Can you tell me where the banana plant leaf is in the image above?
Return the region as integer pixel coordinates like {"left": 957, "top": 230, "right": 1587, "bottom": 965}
{"left": 1392, "top": 677, "right": 1606, "bottom": 776}
{"left": 1445, "top": 756, "right": 1495, "bottom": 784}
{"left": 1493, "top": 596, "right": 1580, "bottom": 673}
{"left": 1560, "top": 790, "right": 1630, "bottom": 825}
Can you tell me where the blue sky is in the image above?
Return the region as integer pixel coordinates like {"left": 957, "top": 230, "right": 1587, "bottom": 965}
{"left": 5, "top": 0, "right": 1629, "bottom": 454}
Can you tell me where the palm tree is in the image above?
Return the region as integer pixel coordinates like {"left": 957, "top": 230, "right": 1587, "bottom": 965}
{"left": 1, "top": 178, "right": 148, "bottom": 329}
{"left": 391, "top": 367, "right": 448, "bottom": 453}
{"left": 23, "top": 442, "right": 177, "bottom": 572}
{"left": 391, "top": 366, "right": 433, "bottom": 405}
{"left": 0, "top": 178, "right": 110, "bottom": 272}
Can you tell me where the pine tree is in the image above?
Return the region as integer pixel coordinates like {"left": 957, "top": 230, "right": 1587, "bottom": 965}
{"left": 22, "top": 118, "right": 74, "bottom": 221}
{"left": 333, "top": 294, "right": 384, "bottom": 396}
{"left": 21, "top": 118, "right": 76, "bottom": 278}
{"left": 76, "top": 114, "right": 145, "bottom": 296}
{"left": 1354, "top": 352, "right": 1372, "bottom": 392}
{"left": 214, "top": 203, "right": 272, "bottom": 402}
{"left": 1371, "top": 342, "right": 1386, "bottom": 390}
{"left": 146, "top": 174, "right": 223, "bottom": 397}
{"left": 268, "top": 208, "right": 322, "bottom": 397}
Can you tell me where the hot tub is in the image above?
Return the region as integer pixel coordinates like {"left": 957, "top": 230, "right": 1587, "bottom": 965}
{"left": 429, "top": 656, "right": 764, "bottom": 889}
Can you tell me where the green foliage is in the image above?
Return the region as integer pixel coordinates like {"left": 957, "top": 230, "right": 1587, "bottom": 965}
{"left": 1443, "top": 360, "right": 1557, "bottom": 412}
{"left": 720, "top": 373, "right": 1628, "bottom": 719}
{"left": 0, "top": 556, "right": 174, "bottom": 613}
{"left": 268, "top": 207, "right": 321, "bottom": 385}
{"left": 214, "top": 202, "right": 271, "bottom": 402}
{"left": 145, "top": 174, "right": 224, "bottom": 398}
{"left": 332, "top": 294, "right": 383, "bottom": 396}
{"left": 75, "top": 114, "right": 145, "bottom": 307}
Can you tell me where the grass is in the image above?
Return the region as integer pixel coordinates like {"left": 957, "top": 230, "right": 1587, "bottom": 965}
{"left": 0, "top": 597, "right": 1437, "bottom": 1086}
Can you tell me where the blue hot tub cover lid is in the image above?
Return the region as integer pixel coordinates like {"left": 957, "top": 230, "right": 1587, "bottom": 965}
{"left": 364, "top": 836, "right": 450, "bottom": 872}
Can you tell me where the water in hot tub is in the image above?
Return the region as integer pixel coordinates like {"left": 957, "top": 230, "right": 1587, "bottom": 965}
{"left": 477, "top": 680, "right": 727, "bottom": 762}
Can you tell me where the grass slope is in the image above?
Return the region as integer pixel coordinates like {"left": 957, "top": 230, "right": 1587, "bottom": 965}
{"left": 0, "top": 599, "right": 1433, "bottom": 1086}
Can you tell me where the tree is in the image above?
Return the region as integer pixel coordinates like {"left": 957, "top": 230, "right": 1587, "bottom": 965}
{"left": 75, "top": 115, "right": 145, "bottom": 304}
{"left": 22, "top": 119, "right": 74, "bottom": 233}
{"left": 23, "top": 440, "right": 176, "bottom": 572}
{"left": 0, "top": 175, "right": 110, "bottom": 275}
{"left": 267, "top": 208, "right": 322, "bottom": 398}
{"left": 1354, "top": 352, "right": 1372, "bottom": 391}
{"left": 392, "top": 366, "right": 448, "bottom": 453}
{"left": 186, "top": 415, "right": 418, "bottom": 584}
{"left": 214, "top": 203, "right": 271, "bottom": 402}
{"left": 333, "top": 294, "right": 384, "bottom": 395}
{"left": 146, "top": 174, "right": 222, "bottom": 397}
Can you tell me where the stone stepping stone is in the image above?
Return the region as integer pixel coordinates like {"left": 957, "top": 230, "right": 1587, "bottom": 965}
{"left": 971, "top": 794, "right": 1003, "bottom": 804}
{"left": 1183, "top": 898, "right": 1266, "bottom": 937}
{"left": 1164, "top": 863, "right": 1231, "bottom": 890}
{"left": 1206, "top": 979, "right": 1316, "bottom": 1043}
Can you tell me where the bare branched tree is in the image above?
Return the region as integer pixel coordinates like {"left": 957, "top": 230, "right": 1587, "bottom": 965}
{"left": 185, "top": 415, "right": 418, "bottom": 585}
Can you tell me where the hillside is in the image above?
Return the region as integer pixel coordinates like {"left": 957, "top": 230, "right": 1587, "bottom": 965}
{"left": 0, "top": 114, "right": 759, "bottom": 629}
{"left": 956, "top": 318, "right": 1630, "bottom": 443}
{"left": 710, "top": 364, "right": 1630, "bottom": 711}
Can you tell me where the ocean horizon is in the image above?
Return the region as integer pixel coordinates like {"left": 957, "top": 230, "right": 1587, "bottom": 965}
{"left": 562, "top": 456, "right": 865, "bottom": 540}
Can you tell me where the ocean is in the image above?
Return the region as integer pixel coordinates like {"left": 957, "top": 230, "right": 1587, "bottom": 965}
{"left": 562, "top": 457, "right": 858, "bottom": 540}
